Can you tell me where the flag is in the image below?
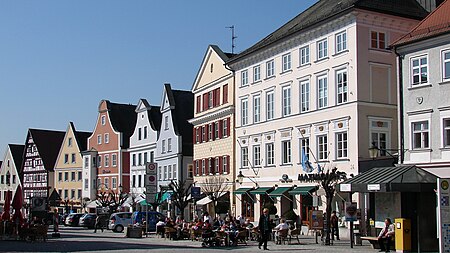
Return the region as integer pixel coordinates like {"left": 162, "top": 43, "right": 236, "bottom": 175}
{"left": 317, "top": 163, "right": 322, "bottom": 173}
{"left": 301, "top": 148, "right": 314, "bottom": 173}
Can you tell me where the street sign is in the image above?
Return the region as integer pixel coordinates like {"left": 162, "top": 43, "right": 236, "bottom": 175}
{"left": 146, "top": 163, "right": 157, "bottom": 175}
{"left": 345, "top": 202, "right": 358, "bottom": 222}
{"left": 191, "top": 187, "right": 201, "bottom": 199}
{"left": 145, "top": 175, "right": 157, "bottom": 187}
{"left": 146, "top": 193, "right": 157, "bottom": 203}
{"left": 146, "top": 185, "right": 157, "bottom": 194}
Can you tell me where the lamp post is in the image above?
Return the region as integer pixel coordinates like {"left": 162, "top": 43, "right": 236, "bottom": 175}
{"left": 236, "top": 170, "right": 258, "bottom": 187}
{"left": 368, "top": 142, "right": 399, "bottom": 165}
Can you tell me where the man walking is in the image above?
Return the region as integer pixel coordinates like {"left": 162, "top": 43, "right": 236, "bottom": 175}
{"left": 258, "top": 208, "right": 272, "bottom": 250}
{"left": 94, "top": 215, "right": 103, "bottom": 233}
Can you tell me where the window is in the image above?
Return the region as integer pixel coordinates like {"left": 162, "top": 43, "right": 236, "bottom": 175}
{"left": 168, "top": 165, "right": 172, "bottom": 179}
{"left": 266, "top": 60, "right": 275, "bottom": 77}
{"left": 223, "top": 119, "right": 228, "bottom": 137}
{"left": 97, "top": 134, "right": 102, "bottom": 144}
{"left": 253, "top": 95, "right": 261, "bottom": 123}
{"left": 208, "top": 124, "right": 213, "bottom": 141}
{"left": 241, "top": 70, "right": 249, "bottom": 86}
{"left": 132, "top": 154, "right": 136, "bottom": 166}
{"left": 222, "top": 157, "right": 228, "bottom": 174}
{"left": 241, "top": 147, "right": 248, "bottom": 168}
{"left": 104, "top": 133, "right": 109, "bottom": 144}
{"left": 411, "top": 56, "right": 428, "bottom": 85}
{"left": 168, "top": 138, "right": 172, "bottom": 152}
{"left": 84, "top": 157, "right": 89, "bottom": 168}
{"left": 150, "top": 151, "right": 154, "bottom": 163}
{"left": 64, "top": 189, "right": 68, "bottom": 199}
{"left": 78, "top": 171, "right": 82, "bottom": 181}
{"left": 101, "top": 115, "right": 106, "bottom": 125}
{"left": 412, "top": 121, "right": 429, "bottom": 149}
{"left": 112, "top": 154, "right": 117, "bottom": 167}
{"left": 317, "top": 39, "right": 328, "bottom": 60}
{"left": 84, "top": 179, "right": 88, "bottom": 190}
{"left": 266, "top": 143, "right": 274, "bottom": 166}
{"left": 138, "top": 153, "right": 142, "bottom": 165}
{"left": 173, "top": 164, "right": 177, "bottom": 179}
{"left": 282, "top": 86, "right": 291, "bottom": 116}
{"left": 241, "top": 99, "right": 248, "bottom": 125}
{"left": 300, "top": 138, "right": 310, "bottom": 161}
{"left": 443, "top": 51, "right": 450, "bottom": 80}
{"left": 318, "top": 75, "right": 328, "bottom": 108}
{"left": 64, "top": 172, "right": 69, "bottom": 182}
{"left": 165, "top": 116, "right": 169, "bottom": 130}
{"left": 214, "top": 122, "right": 219, "bottom": 139}
{"left": 336, "top": 70, "right": 348, "bottom": 104}
{"left": 58, "top": 172, "right": 62, "bottom": 182}
{"left": 143, "top": 152, "right": 148, "bottom": 164}
{"left": 104, "top": 178, "right": 109, "bottom": 189}
{"left": 144, "top": 126, "right": 148, "bottom": 139}
{"left": 266, "top": 91, "right": 274, "bottom": 120}
{"left": 104, "top": 155, "right": 109, "bottom": 167}
{"left": 98, "top": 155, "right": 102, "bottom": 168}
{"left": 253, "top": 145, "right": 261, "bottom": 166}
{"left": 370, "top": 119, "right": 390, "bottom": 156}
{"left": 444, "top": 119, "right": 450, "bottom": 147}
{"left": 71, "top": 153, "right": 76, "bottom": 163}
{"left": 336, "top": 132, "right": 348, "bottom": 159}
{"left": 371, "top": 31, "right": 386, "bottom": 49}
{"left": 138, "top": 128, "right": 142, "bottom": 140}
{"left": 132, "top": 175, "right": 136, "bottom": 187}
{"left": 208, "top": 91, "right": 214, "bottom": 108}
{"left": 335, "top": 31, "right": 347, "bottom": 53}
{"left": 78, "top": 189, "right": 82, "bottom": 199}
{"left": 71, "top": 190, "right": 75, "bottom": 199}
{"left": 112, "top": 177, "right": 117, "bottom": 189}
{"left": 253, "top": 65, "right": 261, "bottom": 82}
{"left": 71, "top": 172, "right": 76, "bottom": 181}
{"left": 201, "top": 160, "right": 206, "bottom": 175}
{"left": 162, "top": 140, "right": 166, "bottom": 153}
{"left": 300, "top": 46, "right": 310, "bottom": 66}
{"left": 215, "top": 157, "right": 220, "bottom": 174}
{"left": 164, "top": 166, "right": 168, "bottom": 180}
{"left": 282, "top": 53, "right": 291, "bottom": 72}
{"left": 64, "top": 154, "right": 69, "bottom": 164}
{"left": 282, "top": 140, "right": 291, "bottom": 164}
{"left": 318, "top": 135, "right": 328, "bottom": 160}
{"left": 68, "top": 137, "right": 73, "bottom": 147}
{"left": 300, "top": 80, "right": 310, "bottom": 112}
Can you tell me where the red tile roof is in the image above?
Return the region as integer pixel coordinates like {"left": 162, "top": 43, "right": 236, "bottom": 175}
{"left": 392, "top": 0, "right": 450, "bottom": 46}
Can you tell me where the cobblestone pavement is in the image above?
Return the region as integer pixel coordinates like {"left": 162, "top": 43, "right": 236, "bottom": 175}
{"left": 0, "top": 226, "right": 377, "bottom": 253}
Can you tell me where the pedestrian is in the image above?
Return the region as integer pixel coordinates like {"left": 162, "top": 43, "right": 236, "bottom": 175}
{"left": 330, "top": 211, "right": 340, "bottom": 240}
{"left": 258, "top": 208, "right": 272, "bottom": 251}
{"left": 378, "top": 218, "right": 395, "bottom": 252}
{"left": 94, "top": 215, "right": 103, "bottom": 233}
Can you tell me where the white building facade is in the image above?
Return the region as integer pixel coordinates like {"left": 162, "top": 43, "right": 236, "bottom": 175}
{"left": 0, "top": 144, "right": 24, "bottom": 207}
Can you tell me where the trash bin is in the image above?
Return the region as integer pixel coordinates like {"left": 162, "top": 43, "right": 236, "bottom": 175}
{"left": 126, "top": 226, "right": 143, "bottom": 238}
{"left": 354, "top": 232, "right": 362, "bottom": 246}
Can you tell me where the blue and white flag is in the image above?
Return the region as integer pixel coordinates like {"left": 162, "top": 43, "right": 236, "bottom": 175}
{"left": 301, "top": 148, "right": 314, "bottom": 173}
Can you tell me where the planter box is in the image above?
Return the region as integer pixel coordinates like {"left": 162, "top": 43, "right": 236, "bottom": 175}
{"left": 126, "top": 227, "right": 143, "bottom": 238}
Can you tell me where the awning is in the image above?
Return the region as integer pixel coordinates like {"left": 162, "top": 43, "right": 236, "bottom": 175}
{"left": 196, "top": 192, "right": 227, "bottom": 205}
{"left": 233, "top": 188, "right": 253, "bottom": 195}
{"left": 338, "top": 165, "right": 437, "bottom": 193}
{"left": 289, "top": 186, "right": 317, "bottom": 195}
{"left": 268, "top": 187, "right": 292, "bottom": 197}
{"left": 86, "top": 201, "right": 99, "bottom": 208}
{"left": 249, "top": 187, "right": 273, "bottom": 195}
{"left": 160, "top": 192, "right": 172, "bottom": 202}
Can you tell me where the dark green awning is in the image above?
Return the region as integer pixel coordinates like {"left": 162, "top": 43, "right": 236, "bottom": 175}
{"left": 289, "top": 186, "right": 317, "bottom": 195}
{"left": 268, "top": 187, "right": 292, "bottom": 197}
{"left": 249, "top": 187, "right": 273, "bottom": 195}
{"left": 233, "top": 188, "right": 253, "bottom": 195}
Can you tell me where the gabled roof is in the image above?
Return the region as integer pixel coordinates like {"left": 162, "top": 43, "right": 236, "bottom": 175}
{"left": 163, "top": 84, "right": 194, "bottom": 156}
{"left": 27, "top": 129, "right": 65, "bottom": 171}
{"left": 104, "top": 100, "right": 137, "bottom": 148}
{"left": 68, "top": 122, "right": 92, "bottom": 152}
{"left": 8, "top": 144, "right": 25, "bottom": 170}
{"left": 392, "top": 0, "right": 450, "bottom": 47}
{"left": 228, "top": 0, "right": 428, "bottom": 64}
{"left": 148, "top": 105, "right": 162, "bottom": 132}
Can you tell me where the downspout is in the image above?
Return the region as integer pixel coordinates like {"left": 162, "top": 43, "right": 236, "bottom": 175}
{"left": 394, "top": 48, "right": 405, "bottom": 164}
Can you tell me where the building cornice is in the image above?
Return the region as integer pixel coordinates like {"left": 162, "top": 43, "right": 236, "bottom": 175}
{"left": 193, "top": 73, "right": 234, "bottom": 94}
{"left": 189, "top": 106, "right": 234, "bottom": 126}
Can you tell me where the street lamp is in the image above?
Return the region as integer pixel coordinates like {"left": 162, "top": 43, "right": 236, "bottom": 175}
{"left": 368, "top": 142, "right": 379, "bottom": 160}
{"left": 368, "top": 142, "right": 400, "bottom": 164}
{"left": 236, "top": 170, "right": 258, "bottom": 186}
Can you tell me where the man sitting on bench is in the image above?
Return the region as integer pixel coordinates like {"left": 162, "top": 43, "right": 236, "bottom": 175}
{"left": 378, "top": 218, "right": 395, "bottom": 252}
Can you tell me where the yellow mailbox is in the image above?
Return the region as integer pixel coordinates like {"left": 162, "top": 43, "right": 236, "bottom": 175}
{"left": 395, "top": 218, "right": 411, "bottom": 252}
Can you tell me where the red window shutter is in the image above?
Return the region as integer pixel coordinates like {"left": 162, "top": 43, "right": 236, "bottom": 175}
{"left": 219, "top": 156, "right": 223, "bottom": 175}
{"left": 193, "top": 160, "right": 197, "bottom": 175}
{"left": 211, "top": 123, "right": 215, "bottom": 141}
{"left": 226, "top": 118, "right": 230, "bottom": 137}
{"left": 226, "top": 156, "right": 230, "bottom": 174}
{"left": 198, "top": 160, "right": 203, "bottom": 175}
{"left": 215, "top": 88, "right": 220, "bottom": 107}
{"left": 223, "top": 84, "right": 228, "bottom": 104}
{"left": 205, "top": 159, "right": 209, "bottom": 175}
{"left": 196, "top": 96, "right": 201, "bottom": 113}
{"left": 193, "top": 128, "right": 196, "bottom": 143}
{"left": 218, "top": 120, "right": 223, "bottom": 139}
{"left": 203, "top": 93, "right": 208, "bottom": 111}
{"left": 202, "top": 125, "right": 206, "bottom": 142}
{"left": 205, "top": 124, "right": 210, "bottom": 142}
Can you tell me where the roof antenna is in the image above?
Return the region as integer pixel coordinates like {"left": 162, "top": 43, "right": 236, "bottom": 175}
{"left": 226, "top": 25, "right": 237, "bottom": 54}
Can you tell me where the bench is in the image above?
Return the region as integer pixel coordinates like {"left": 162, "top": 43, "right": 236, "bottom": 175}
{"left": 361, "top": 236, "right": 395, "bottom": 249}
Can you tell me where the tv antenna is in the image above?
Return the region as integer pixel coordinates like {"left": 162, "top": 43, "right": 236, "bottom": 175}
{"left": 226, "top": 25, "right": 237, "bottom": 54}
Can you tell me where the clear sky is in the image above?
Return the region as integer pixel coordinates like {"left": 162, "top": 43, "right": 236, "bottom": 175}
{"left": 0, "top": 0, "right": 316, "bottom": 157}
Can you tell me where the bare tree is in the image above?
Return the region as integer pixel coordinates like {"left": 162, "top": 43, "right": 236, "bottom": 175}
{"left": 168, "top": 179, "right": 193, "bottom": 219}
{"left": 200, "top": 176, "right": 230, "bottom": 217}
{"left": 95, "top": 190, "right": 128, "bottom": 214}
{"left": 81, "top": 197, "right": 90, "bottom": 213}
{"left": 150, "top": 187, "right": 168, "bottom": 211}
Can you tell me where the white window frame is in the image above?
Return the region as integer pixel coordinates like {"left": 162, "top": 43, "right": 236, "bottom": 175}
{"left": 300, "top": 137, "right": 310, "bottom": 162}
{"left": 317, "top": 75, "right": 328, "bottom": 109}
{"left": 165, "top": 116, "right": 169, "bottom": 130}
{"left": 168, "top": 165, "right": 172, "bottom": 179}
{"left": 101, "top": 115, "right": 106, "bottom": 125}
{"left": 300, "top": 45, "right": 310, "bottom": 66}
{"left": 370, "top": 31, "right": 386, "bottom": 49}
{"left": 241, "top": 70, "right": 249, "bottom": 86}
{"left": 336, "top": 132, "right": 348, "bottom": 159}
{"left": 282, "top": 53, "right": 291, "bottom": 72}
{"left": 266, "top": 91, "right": 274, "bottom": 120}
{"left": 241, "top": 98, "right": 248, "bottom": 126}
{"left": 253, "top": 145, "right": 261, "bottom": 167}
{"left": 222, "top": 156, "right": 228, "bottom": 174}
{"left": 164, "top": 165, "right": 168, "bottom": 180}
{"left": 112, "top": 154, "right": 117, "bottom": 167}
{"left": 208, "top": 90, "right": 214, "bottom": 108}
{"left": 444, "top": 118, "right": 450, "bottom": 148}
{"left": 104, "top": 133, "right": 109, "bottom": 144}
{"left": 317, "top": 39, "right": 328, "bottom": 60}
{"left": 266, "top": 60, "right": 275, "bottom": 78}
{"left": 112, "top": 177, "right": 117, "bottom": 189}
{"left": 162, "top": 140, "right": 166, "bottom": 153}
{"left": 412, "top": 121, "right": 430, "bottom": 150}
{"left": 241, "top": 147, "right": 249, "bottom": 168}
{"left": 443, "top": 50, "right": 450, "bottom": 81}
{"left": 104, "top": 154, "right": 109, "bottom": 167}
{"left": 282, "top": 86, "right": 291, "bottom": 116}
{"left": 300, "top": 80, "right": 310, "bottom": 112}
{"left": 215, "top": 157, "right": 220, "bottom": 174}
{"left": 336, "top": 69, "right": 348, "bottom": 104}
{"left": 411, "top": 55, "right": 428, "bottom": 86}
{"left": 253, "top": 65, "right": 261, "bottom": 82}
{"left": 97, "top": 134, "right": 102, "bottom": 145}
{"left": 317, "top": 135, "right": 328, "bottom": 161}
{"left": 253, "top": 95, "right": 261, "bottom": 123}
{"left": 167, "top": 138, "right": 172, "bottom": 152}
{"left": 335, "top": 31, "right": 347, "bottom": 54}
{"left": 202, "top": 159, "right": 206, "bottom": 175}
{"left": 266, "top": 143, "right": 274, "bottom": 166}
{"left": 282, "top": 140, "right": 292, "bottom": 164}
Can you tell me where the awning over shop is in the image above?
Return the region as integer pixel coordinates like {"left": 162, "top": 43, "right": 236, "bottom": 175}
{"left": 86, "top": 201, "right": 99, "bottom": 208}
{"left": 289, "top": 186, "right": 317, "bottom": 195}
{"left": 233, "top": 188, "right": 253, "bottom": 195}
{"left": 160, "top": 192, "right": 172, "bottom": 202}
{"left": 196, "top": 192, "right": 227, "bottom": 205}
{"left": 268, "top": 187, "right": 292, "bottom": 197}
{"left": 249, "top": 187, "right": 273, "bottom": 195}
{"left": 338, "top": 165, "right": 437, "bottom": 193}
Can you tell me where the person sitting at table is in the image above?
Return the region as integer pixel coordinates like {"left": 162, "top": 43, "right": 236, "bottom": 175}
{"left": 273, "top": 218, "right": 289, "bottom": 244}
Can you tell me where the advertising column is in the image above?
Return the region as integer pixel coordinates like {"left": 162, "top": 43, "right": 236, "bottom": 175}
{"left": 438, "top": 178, "right": 450, "bottom": 253}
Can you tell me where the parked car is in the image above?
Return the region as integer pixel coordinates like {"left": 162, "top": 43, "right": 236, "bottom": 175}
{"left": 79, "top": 213, "right": 97, "bottom": 229}
{"left": 108, "top": 212, "right": 132, "bottom": 232}
{"left": 131, "top": 211, "right": 165, "bottom": 232}
{"left": 65, "top": 213, "right": 83, "bottom": 227}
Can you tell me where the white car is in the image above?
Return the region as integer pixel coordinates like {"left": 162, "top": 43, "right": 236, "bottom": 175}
{"left": 108, "top": 212, "right": 132, "bottom": 232}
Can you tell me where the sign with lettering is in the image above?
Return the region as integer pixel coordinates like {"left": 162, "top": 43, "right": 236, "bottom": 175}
{"left": 438, "top": 178, "right": 450, "bottom": 252}
{"left": 146, "top": 163, "right": 157, "bottom": 175}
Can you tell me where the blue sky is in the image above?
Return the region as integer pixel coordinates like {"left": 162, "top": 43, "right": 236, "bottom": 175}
{"left": 0, "top": 0, "right": 316, "bottom": 157}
